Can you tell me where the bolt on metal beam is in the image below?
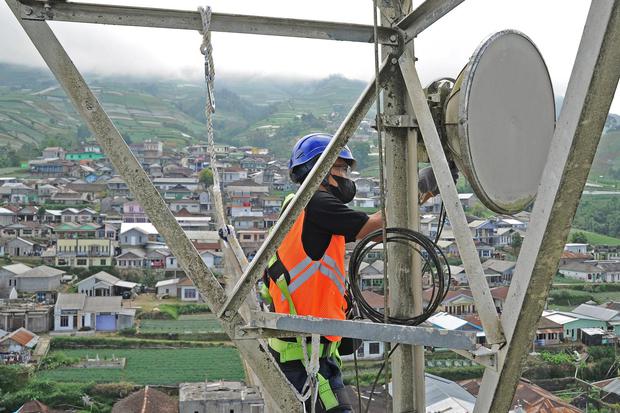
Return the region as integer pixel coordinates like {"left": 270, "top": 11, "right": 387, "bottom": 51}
{"left": 399, "top": 57, "right": 505, "bottom": 346}
{"left": 4, "top": 2, "right": 302, "bottom": 410}
{"left": 474, "top": 2, "right": 620, "bottom": 412}
{"left": 17, "top": 0, "right": 400, "bottom": 45}
{"left": 218, "top": 56, "right": 397, "bottom": 319}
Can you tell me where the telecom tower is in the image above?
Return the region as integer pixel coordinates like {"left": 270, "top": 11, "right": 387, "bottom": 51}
{"left": 6, "top": 0, "right": 619, "bottom": 411}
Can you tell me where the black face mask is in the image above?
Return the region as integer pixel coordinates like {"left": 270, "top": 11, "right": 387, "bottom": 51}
{"left": 328, "top": 174, "right": 356, "bottom": 204}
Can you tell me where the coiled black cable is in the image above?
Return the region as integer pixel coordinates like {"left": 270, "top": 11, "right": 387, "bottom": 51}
{"left": 347, "top": 225, "right": 451, "bottom": 325}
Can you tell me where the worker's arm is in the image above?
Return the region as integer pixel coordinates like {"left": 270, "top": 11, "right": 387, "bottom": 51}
{"left": 355, "top": 211, "right": 383, "bottom": 240}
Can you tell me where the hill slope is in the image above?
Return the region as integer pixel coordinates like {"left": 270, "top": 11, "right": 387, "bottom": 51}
{"left": 0, "top": 63, "right": 366, "bottom": 160}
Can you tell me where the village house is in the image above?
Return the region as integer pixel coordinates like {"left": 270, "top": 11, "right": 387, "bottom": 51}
{"left": 54, "top": 293, "right": 135, "bottom": 332}
{"left": 122, "top": 200, "right": 149, "bottom": 223}
{"left": 119, "top": 223, "right": 162, "bottom": 246}
{"left": 177, "top": 277, "right": 200, "bottom": 302}
{"left": 542, "top": 310, "right": 608, "bottom": 341}
{"left": 6, "top": 237, "right": 43, "bottom": 257}
{"left": 116, "top": 249, "right": 146, "bottom": 268}
{"left": 534, "top": 315, "right": 564, "bottom": 347}
{"left": 76, "top": 271, "right": 138, "bottom": 297}
{"left": 0, "top": 263, "right": 32, "bottom": 290}
{"left": 60, "top": 207, "right": 97, "bottom": 223}
{"left": 0, "top": 206, "right": 17, "bottom": 226}
{"left": 49, "top": 188, "right": 92, "bottom": 205}
{"left": 571, "top": 303, "right": 620, "bottom": 336}
{"left": 221, "top": 166, "right": 248, "bottom": 184}
{"left": 153, "top": 177, "right": 199, "bottom": 192}
{"left": 423, "top": 289, "right": 476, "bottom": 316}
{"left": 156, "top": 278, "right": 180, "bottom": 298}
{"left": 559, "top": 260, "right": 620, "bottom": 282}
{"left": 15, "top": 265, "right": 65, "bottom": 302}
{"left": 482, "top": 259, "right": 516, "bottom": 286}
{"left": 0, "top": 327, "right": 39, "bottom": 364}
{"left": 106, "top": 176, "right": 131, "bottom": 197}
{"left": 358, "top": 260, "right": 385, "bottom": 290}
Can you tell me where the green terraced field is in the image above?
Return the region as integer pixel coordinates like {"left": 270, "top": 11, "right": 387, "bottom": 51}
{"left": 38, "top": 347, "right": 243, "bottom": 385}
{"left": 139, "top": 315, "right": 223, "bottom": 334}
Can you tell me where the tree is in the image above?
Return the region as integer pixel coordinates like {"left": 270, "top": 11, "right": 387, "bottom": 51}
{"left": 199, "top": 168, "right": 214, "bottom": 187}
{"left": 571, "top": 231, "right": 588, "bottom": 244}
{"left": 348, "top": 141, "right": 371, "bottom": 171}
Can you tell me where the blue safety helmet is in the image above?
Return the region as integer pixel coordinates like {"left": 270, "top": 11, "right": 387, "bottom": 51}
{"left": 288, "top": 133, "right": 356, "bottom": 183}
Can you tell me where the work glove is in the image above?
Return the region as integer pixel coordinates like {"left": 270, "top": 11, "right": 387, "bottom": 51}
{"left": 418, "top": 161, "right": 459, "bottom": 204}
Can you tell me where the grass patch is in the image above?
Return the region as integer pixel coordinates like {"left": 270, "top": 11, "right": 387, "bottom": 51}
{"left": 38, "top": 348, "right": 244, "bottom": 385}
{"left": 50, "top": 335, "right": 230, "bottom": 349}
{"left": 570, "top": 228, "right": 620, "bottom": 246}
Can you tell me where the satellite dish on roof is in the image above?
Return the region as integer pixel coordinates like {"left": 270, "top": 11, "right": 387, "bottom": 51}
{"left": 425, "top": 30, "right": 556, "bottom": 214}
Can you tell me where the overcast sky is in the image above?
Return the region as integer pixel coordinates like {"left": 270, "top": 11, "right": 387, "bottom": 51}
{"left": 1, "top": 0, "right": 619, "bottom": 114}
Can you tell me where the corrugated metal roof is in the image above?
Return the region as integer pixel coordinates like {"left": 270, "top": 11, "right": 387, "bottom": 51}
{"left": 56, "top": 293, "right": 87, "bottom": 309}
{"left": 84, "top": 296, "right": 122, "bottom": 313}
{"left": 1, "top": 263, "right": 32, "bottom": 275}
{"left": 573, "top": 303, "right": 619, "bottom": 321}
{"left": 17, "top": 265, "right": 65, "bottom": 278}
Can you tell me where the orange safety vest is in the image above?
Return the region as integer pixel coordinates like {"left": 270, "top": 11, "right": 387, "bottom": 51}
{"left": 268, "top": 208, "right": 347, "bottom": 342}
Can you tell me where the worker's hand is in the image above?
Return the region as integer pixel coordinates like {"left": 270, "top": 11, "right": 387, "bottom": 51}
{"left": 418, "top": 162, "right": 459, "bottom": 204}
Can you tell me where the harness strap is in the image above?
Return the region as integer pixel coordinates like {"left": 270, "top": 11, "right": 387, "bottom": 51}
{"left": 268, "top": 338, "right": 339, "bottom": 363}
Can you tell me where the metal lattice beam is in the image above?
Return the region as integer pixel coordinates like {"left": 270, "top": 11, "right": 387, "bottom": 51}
{"left": 18, "top": 0, "right": 400, "bottom": 45}
{"left": 399, "top": 58, "right": 505, "bottom": 346}
{"left": 4, "top": 2, "right": 303, "bottom": 410}
{"left": 474, "top": 2, "right": 620, "bottom": 411}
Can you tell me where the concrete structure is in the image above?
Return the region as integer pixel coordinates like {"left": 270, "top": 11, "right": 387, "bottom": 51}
{"left": 0, "top": 302, "right": 53, "bottom": 333}
{"left": 179, "top": 381, "right": 264, "bottom": 413}
{"left": 54, "top": 293, "right": 135, "bottom": 332}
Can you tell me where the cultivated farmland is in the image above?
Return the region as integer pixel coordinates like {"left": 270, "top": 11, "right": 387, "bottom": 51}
{"left": 139, "top": 314, "right": 223, "bottom": 334}
{"left": 38, "top": 347, "right": 244, "bottom": 385}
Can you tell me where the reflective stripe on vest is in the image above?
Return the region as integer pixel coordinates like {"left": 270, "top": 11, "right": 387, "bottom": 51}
{"left": 282, "top": 255, "right": 345, "bottom": 300}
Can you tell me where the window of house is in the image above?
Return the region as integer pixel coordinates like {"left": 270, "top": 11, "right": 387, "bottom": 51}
{"left": 243, "top": 234, "right": 252, "bottom": 240}
{"left": 100, "top": 259, "right": 107, "bottom": 266}
{"left": 184, "top": 288, "right": 197, "bottom": 299}
{"left": 60, "top": 316, "right": 69, "bottom": 327}
{"left": 77, "top": 259, "right": 87, "bottom": 265}
{"left": 369, "top": 342, "right": 380, "bottom": 354}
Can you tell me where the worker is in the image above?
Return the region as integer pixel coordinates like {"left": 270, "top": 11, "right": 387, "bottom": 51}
{"left": 263, "top": 133, "right": 383, "bottom": 412}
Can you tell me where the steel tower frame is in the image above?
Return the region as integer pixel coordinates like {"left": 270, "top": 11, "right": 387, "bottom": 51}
{"left": 5, "top": 0, "right": 620, "bottom": 411}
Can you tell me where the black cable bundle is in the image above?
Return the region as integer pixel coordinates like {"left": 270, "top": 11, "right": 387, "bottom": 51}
{"left": 347, "top": 224, "right": 451, "bottom": 326}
